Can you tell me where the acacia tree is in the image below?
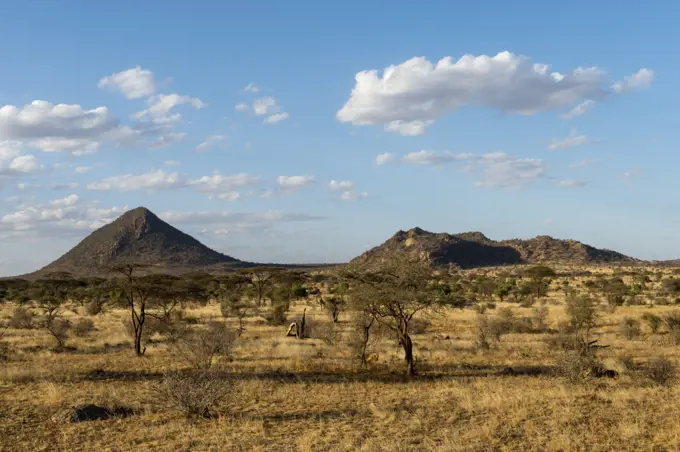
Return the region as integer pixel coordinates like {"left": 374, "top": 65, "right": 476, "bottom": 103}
{"left": 238, "top": 267, "right": 283, "bottom": 306}
{"left": 343, "top": 255, "right": 443, "bottom": 376}
{"left": 31, "top": 272, "right": 84, "bottom": 350}
{"left": 110, "top": 264, "right": 153, "bottom": 356}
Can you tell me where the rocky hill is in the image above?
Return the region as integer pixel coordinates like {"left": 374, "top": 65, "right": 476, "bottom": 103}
{"left": 352, "top": 227, "right": 636, "bottom": 269}
{"left": 31, "top": 207, "right": 241, "bottom": 277}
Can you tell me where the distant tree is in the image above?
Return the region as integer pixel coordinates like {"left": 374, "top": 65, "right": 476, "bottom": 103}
{"left": 0, "top": 278, "right": 30, "bottom": 304}
{"left": 343, "top": 255, "right": 446, "bottom": 376}
{"left": 493, "top": 279, "right": 516, "bottom": 301}
{"left": 238, "top": 267, "right": 284, "bottom": 306}
{"left": 662, "top": 278, "right": 680, "bottom": 298}
{"left": 30, "top": 272, "right": 84, "bottom": 350}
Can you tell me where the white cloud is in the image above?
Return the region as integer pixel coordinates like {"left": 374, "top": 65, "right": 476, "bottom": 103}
{"left": 557, "top": 179, "right": 588, "bottom": 187}
{"left": 402, "top": 150, "right": 472, "bottom": 165}
{"left": 0, "top": 194, "right": 129, "bottom": 237}
{"left": 548, "top": 129, "right": 594, "bottom": 150}
{"left": 276, "top": 175, "right": 315, "bottom": 192}
{"left": 235, "top": 102, "right": 249, "bottom": 112}
{"left": 329, "top": 180, "right": 354, "bottom": 191}
{"left": 98, "top": 66, "right": 156, "bottom": 99}
{"left": 7, "top": 155, "right": 40, "bottom": 173}
{"left": 263, "top": 112, "right": 290, "bottom": 124}
{"left": 569, "top": 159, "right": 600, "bottom": 168}
{"left": 612, "top": 68, "right": 654, "bottom": 94}
{"left": 148, "top": 132, "right": 186, "bottom": 149}
{"left": 375, "top": 152, "right": 395, "bottom": 165}
{"left": 474, "top": 152, "right": 547, "bottom": 188}
{"left": 244, "top": 83, "right": 260, "bottom": 93}
{"left": 133, "top": 93, "right": 206, "bottom": 122}
{"left": 0, "top": 100, "right": 118, "bottom": 141}
{"left": 339, "top": 191, "right": 368, "bottom": 201}
{"left": 253, "top": 97, "right": 279, "bottom": 116}
{"left": 164, "top": 160, "right": 181, "bottom": 167}
{"left": 561, "top": 100, "right": 595, "bottom": 119}
{"left": 87, "top": 169, "right": 185, "bottom": 191}
{"left": 216, "top": 191, "right": 241, "bottom": 201}
{"left": 189, "top": 172, "right": 260, "bottom": 196}
{"left": 74, "top": 166, "right": 93, "bottom": 174}
{"left": 384, "top": 120, "right": 433, "bottom": 136}
{"left": 337, "top": 51, "right": 652, "bottom": 134}
{"left": 195, "top": 134, "right": 226, "bottom": 152}
{"left": 31, "top": 138, "right": 101, "bottom": 156}
{"left": 50, "top": 182, "right": 79, "bottom": 190}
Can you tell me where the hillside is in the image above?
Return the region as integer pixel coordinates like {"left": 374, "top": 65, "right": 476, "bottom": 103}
{"left": 352, "top": 227, "right": 636, "bottom": 269}
{"left": 31, "top": 207, "right": 241, "bottom": 277}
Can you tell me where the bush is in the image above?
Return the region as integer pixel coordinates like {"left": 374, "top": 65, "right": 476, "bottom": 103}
{"left": 641, "top": 313, "right": 662, "bottom": 334}
{"left": 172, "top": 322, "right": 238, "bottom": 370}
{"left": 645, "top": 357, "right": 676, "bottom": 386}
{"left": 620, "top": 317, "right": 641, "bottom": 340}
{"left": 409, "top": 318, "right": 431, "bottom": 335}
{"left": 264, "top": 303, "right": 289, "bottom": 326}
{"left": 310, "top": 321, "right": 340, "bottom": 345}
{"left": 46, "top": 318, "right": 71, "bottom": 350}
{"left": 556, "top": 351, "right": 602, "bottom": 383}
{"left": 0, "top": 341, "right": 11, "bottom": 361}
{"left": 85, "top": 299, "right": 105, "bottom": 316}
{"left": 8, "top": 307, "right": 34, "bottom": 329}
{"left": 72, "top": 318, "right": 96, "bottom": 337}
{"left": 532, "top": 306, "right": 550, "bottom": 332}
{"left": 152, "top": 371, "right": 230, "bottom": 418}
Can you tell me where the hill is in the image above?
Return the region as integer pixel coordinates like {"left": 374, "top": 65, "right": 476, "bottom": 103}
{"left": 351, "top": 227, "right": 636, "bottom": 269}
{"left": 30, "top": 207, "right": 241, "bottom": 277}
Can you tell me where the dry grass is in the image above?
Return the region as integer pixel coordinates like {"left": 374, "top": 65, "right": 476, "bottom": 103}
{"left": 2, "top": 266, "right": 680, "bottom": 451}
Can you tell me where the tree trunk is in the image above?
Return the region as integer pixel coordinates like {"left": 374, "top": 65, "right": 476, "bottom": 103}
{"left": 401, "top": 333, "right": 415, "bottom": 376}
{"left": 133, "top": 304, "right": 146, "bottom": 356}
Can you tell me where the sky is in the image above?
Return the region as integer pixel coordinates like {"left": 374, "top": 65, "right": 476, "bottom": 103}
{"left": 0, "top": 0, "right": 678, "bottom": 276}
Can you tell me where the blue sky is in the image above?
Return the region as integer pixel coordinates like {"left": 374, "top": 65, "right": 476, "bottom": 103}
{"left": 0, "top": 0, "right": 677, "bottom": 275}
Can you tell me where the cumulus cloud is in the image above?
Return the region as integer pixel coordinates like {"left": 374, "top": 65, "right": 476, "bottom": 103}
{"left": 276, "top": 175, "right": 315, "bottom": 192}
{"left": 235, "top": 102, "right": 249, "bottom": 112}
{"left": 195, "top": 134, "right": 226, "bottom": 152}
{"left": 263, "top": 112, "right": 290, "bottom": 124}
{"left": 402, "top": 150, "right": 472, "bottom": 165}
{"left": 189, "top": 172, "right": 260, "bottom": 198}
{"left": 384, "top": 120, "right": 433, "bottom": 136}
{"left": 337, "top": 51, "right": 652, "bottom": 134}
{"left": 0, "top": 194, "right": 129, "bottom": 237}
{"left": 561, "top": 100, "right": 595, "bottom": 119}
{"left": 0, "top": 141, "right": 41, "bottom": 178}
{"left": 328, "top": 180, "right": 354, "bottom": 191}
{"left": 557, "top": 179, "right": 588, "bottom": 187}
{"left": 473, "top": 152, "right": 547, "bottom": 188}
{"left": 253, "top": 97, "right": 279, "bottom": 116}
{"left": 612, "top": 68, "right": 654, "bottom": 93}
{"left": 339, "top": 191, "right": 368, "bottom": 201}
{"left": 375, "top": 152, "right": 395, "bottom": 165}
{"left": 87, "top": 169, "right": 185, "bottom": 191}
{"left": 98, "top": 66, "right": 156, "bottom": 99}
{"left": 548, "top": 129, "right": 595, "bottom": 150}
{"left": 132, "top": 93, "right": 206, "bottom": 122}
{"left": 31, "top": 138, "right": 101, "bottom": 156}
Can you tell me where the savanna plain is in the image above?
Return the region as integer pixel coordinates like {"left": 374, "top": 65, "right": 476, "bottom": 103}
{"left": 2, "top": 264, "right": 680, "bottom": 451}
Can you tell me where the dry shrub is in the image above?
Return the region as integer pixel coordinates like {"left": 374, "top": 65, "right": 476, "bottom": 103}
{"left": 310, "top": 321, "right": 340, "bottom": 345}
{"left": 642, "top": 312, "right": 662, "bottom": 334}
{"left": 46, "top": 318, "right": 71, "bottom": 350}
{"left": 475, "top": 313, "right": 505, "bottom": 350}
{"left": 556, "top": 352, "right": 601, "bottom": 383}
{"left": 8, "top": 307, "right": 34, "bottom": 329}
{"left": 152, "top": 371, "right": 230, "bottom": 418}
{"left": 172, "top": 322, "right": 238, "bottom": 370}
{"left": 620, "top": 317, "right": 642, "bottom": 340}
{"left": 409, "top": 317, "right": 431, "bottom": 335}
{"left": 72, "top": 318, "right": 96, "bottom": 337}
{"left": 264, "top": 303, "right": 289, "bottom": 326}
{"left": 645, "top": 357, "right": 676, "bottom": 386}
{"left": 532, "top": 306, "right": 550, "bottom": 332}
{"left": 0, "top": 340, "right": 11, "bottom": 361}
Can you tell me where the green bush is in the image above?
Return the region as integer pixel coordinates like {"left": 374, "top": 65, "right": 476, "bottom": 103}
{"left": 641, "top": 312, "right": 662, "bottom": 334}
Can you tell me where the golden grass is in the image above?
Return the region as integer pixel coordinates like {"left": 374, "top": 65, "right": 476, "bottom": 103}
{"left": 2, "top": 267, "right": 680, "bottom": 451}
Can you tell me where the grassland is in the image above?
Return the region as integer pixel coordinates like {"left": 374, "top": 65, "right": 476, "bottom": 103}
{"left": 2, "top": 265, "right": 680, "bottom": 451}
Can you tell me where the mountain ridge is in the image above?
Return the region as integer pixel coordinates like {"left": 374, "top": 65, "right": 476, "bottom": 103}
{"left": 351, "top": 227, "right": 637, "bottom": 269}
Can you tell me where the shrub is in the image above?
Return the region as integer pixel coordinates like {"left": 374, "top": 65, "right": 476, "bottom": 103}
{"left": 172, "top": 322, "right": 238, "bottom": 370}
{"left": 645, "top": 357, "right": 676, "bottom": 386}
{"left": 152, "top": 371, "right": 230, "bottom": 418}
{"left": 556, "top": 351, "right": 602, "bottom": 383}
{"left": 46, "top": 318, "right": 71, "bottom": 351}
{"left": 85, "top": 299, "right": 105, "bottom": 316}
{"left": 409, "top": 317, "right": 431, "bottom": 335}
{"left": 620, "top": 317, "right": 641, "bottom": 340}
{"left": 532, "top": 306, "right": 550, "bottom": 332}
{"left": 72, "top": 318, "right": 96, "bottom": 337}
{"left": 8, "top": 307, "right": 34, "bottom": 329}
{"left": 0, "top": 340, "right": 11, "bottom": 361}
{"left": 310, "top": 321, "right": 340, "bottom": 345}
{"left": 264, "top": 302, "right": 289, "bottom": 326}
{"left": 642, "top": 313, "right": 662, "bottom": 334}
